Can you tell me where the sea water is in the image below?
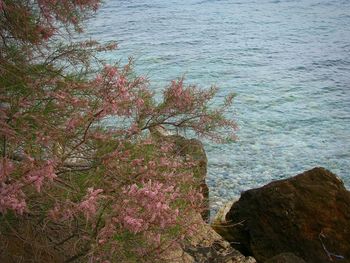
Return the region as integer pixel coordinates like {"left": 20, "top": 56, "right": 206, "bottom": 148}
{"left": 85, "top": 0, "right": 350, "bottom": 213}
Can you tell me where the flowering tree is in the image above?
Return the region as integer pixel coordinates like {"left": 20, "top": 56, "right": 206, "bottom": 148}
{"left": 0, "top": 0, "right": 237, "bottom": 262}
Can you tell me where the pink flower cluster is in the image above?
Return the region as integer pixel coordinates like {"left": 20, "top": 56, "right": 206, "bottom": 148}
{"left": 0, "top": 182, "right": 27, "bottom": 215}
{"left": 163, "top": 79, "right": 194, "bottom": 111}
{"left": 0, "top": 158, "right": 27, "bottom": 215}
{"left": 37, "top": 0, "right": 101, "bottom": 24}
{"left": 95, "top": 65, "right": 147, "bottom": 118}
{"left": 25, "top": 160, "right": 57, "bottom": 193}
{"left": 78, "top": 187, "right": 104, "bottom": 220}
{"left": 121, "top": 180, "right": 179, "bottom": 234}
{"left": 122, "top": 215, "right": 144, "bottom": 234}
{"left": 49, "top": 187, "right": 103, "bottom": 222}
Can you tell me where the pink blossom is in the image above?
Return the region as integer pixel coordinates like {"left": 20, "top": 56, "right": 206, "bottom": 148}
{"left": 25, "top": 160, "right": 57, "bottom": 192}
{"left": 135, "top": 98, "right": 144, "bottom": 108}
{"left": 122, "top": 215, "right": 144, "bottom": 233}
{"left": 97, "top": 220, "right": 117, "bottom": 244}
{"left": 48, "top": 188, "right": 103, "bottom": 222}
{"left": 0, "top": 182, "right": 27, "bottom": 215}
{"left": 104, "top": 65, "right": 117, "bottom": 77}
{"left": 78, "top": 187, "right": 104, "bottom": 220}
{"left": 121, "top": 180, "right": 180, "bottom": 234}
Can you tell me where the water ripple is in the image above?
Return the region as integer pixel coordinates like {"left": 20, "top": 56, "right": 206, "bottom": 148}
{"left": 85, "top": 0, "right": 350, "bottom": 212}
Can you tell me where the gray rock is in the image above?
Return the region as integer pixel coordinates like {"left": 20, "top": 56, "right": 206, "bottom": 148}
{"left": 163, "top": 214, "right": 256, "bottom": 263}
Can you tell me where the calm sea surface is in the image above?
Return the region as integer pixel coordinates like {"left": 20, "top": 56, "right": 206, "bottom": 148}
{"left": 85, "top": 0, "right": 350, "bottom": 212}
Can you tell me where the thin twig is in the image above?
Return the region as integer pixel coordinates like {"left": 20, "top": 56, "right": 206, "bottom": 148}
{"left": 319, "top": 231, "right": 345, "bottom": 261}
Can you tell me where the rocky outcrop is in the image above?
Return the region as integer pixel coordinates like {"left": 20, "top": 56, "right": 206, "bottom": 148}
{"left": 153, "top": 133, "right": 254, "bottom": 262}
{"left": 213, "top": 167, "right": 350, "bottom": 263}
{"left": 163, "top": 215, "right": 256, "bottom": 263}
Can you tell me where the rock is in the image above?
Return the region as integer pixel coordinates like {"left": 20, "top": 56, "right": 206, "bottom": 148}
{"left": 265, "top": 253, "right": 306, "bottom": 263}
{"left": 163, "top": 214, "right": 256, "bottom": 263}
{"left": 150, "top": 131, "right": 255, "bottom": 262}
{"left": 213, "top": 167, "right": 350, "bottom": 263}
{"left": 212, "top": 199, "right": 236, "bottom": 225}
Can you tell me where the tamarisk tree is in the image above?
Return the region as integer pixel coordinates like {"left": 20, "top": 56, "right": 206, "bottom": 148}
{"left": 0, "top": 0, "right": 237, "bottom": 262}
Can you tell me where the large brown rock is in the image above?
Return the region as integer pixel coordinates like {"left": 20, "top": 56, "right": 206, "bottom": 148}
{"left": 213, "top": 167, "right": 350, "bottom": 263}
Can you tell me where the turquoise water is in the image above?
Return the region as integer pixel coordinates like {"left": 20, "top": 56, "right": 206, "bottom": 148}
{"left": 85, "top": 0, "right": 350, "bottom": 211}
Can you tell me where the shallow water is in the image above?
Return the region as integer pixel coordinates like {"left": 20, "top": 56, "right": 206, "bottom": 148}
{"left": 85, "top": 0, "right": 350, "bottom": 213}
